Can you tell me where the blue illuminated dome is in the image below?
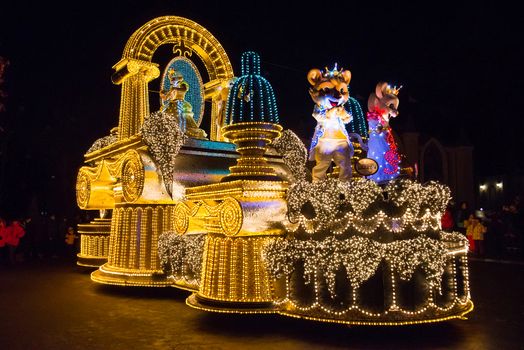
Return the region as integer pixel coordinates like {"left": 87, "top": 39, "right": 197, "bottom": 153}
{"left": 225, "top": 51, "right": 280, "bottom": 124}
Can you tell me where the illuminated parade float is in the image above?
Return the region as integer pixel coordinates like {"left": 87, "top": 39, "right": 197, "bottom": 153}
{"left": 75, "top": 16, "right": 473, "bottom": 325}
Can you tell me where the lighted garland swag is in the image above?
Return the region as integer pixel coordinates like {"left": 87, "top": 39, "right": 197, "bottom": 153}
{"left": 158, "top": 232, "right": 206, "bottom": 283}
{"left": 262, "top": 233, "right": 466, "bottom": 298}
{"left": 262, "top": 178, "right": 463, "bottom": 300}
{"left": 285, "top": 178, "right": 450, "bottom": 235}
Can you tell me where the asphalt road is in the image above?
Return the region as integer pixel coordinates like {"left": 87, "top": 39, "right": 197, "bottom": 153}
{"left": 0, "top": 258, "right": 522, "bottom": 350}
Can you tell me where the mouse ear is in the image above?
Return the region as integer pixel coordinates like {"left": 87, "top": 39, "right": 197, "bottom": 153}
{"left": 340, "top": 70, "right": 351, "bottom": 84}
{"left": 307, "top": 69, "right": 323, "bottom": 86}
{"left": 375, "top": 82, "right": 388, "bottom": 99}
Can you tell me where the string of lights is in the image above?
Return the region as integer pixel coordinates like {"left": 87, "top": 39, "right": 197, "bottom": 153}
{"left": 263, "top": 233, "right": 460, "bottom": 293}
{"left": 158, "top": 232, "right": 206, "bottom": 285}
{"left": 141, "top": 111, "right": 187, "bottom": 195}
{"left": 271, "top": 129, "right": 308, "bottom": 182}
{"left": 286, "top": 178, "right": 450, "bottom": 234}
{"left": 263, "top": 231, "right": 470, "bottom": 319}
{"left": 86, "top": 133, "right": 118, "bottom": 154}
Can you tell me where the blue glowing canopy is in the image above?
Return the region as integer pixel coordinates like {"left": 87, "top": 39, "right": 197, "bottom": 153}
{"left": 225, "top": 51, "right": 280, "bottom": 124}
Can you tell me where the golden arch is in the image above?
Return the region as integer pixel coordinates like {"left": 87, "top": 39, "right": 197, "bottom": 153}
{"left": 112, "top": 16, "right": 234, "bottom": 141}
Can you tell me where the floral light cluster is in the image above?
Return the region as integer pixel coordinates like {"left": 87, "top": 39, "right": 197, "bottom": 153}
{"left": 141, "top": 111, "right": 187, "bottom": 196}
{"left": 286, "top": 178, "right": 451, "bottom": 234}
{"left": 263, "top": 232, "right": 459, "bottom": 297}
{"left": 271, "top": 129, "right": 308, "bottom": 182}
{"left": 158, "top": 232, "right": 205, "bottom": 283}
{"left": 86, "top": 133, "right": 118, "bottom": 154}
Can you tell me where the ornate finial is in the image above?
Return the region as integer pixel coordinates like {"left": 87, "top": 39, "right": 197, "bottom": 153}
{"left": 172, "top": 40, "right": 193, "bottom": 58}
{"left": 240, "top": 51, "right": 261, "bottom": 76}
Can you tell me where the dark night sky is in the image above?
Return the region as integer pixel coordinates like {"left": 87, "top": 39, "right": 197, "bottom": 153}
{"left": 0, "top": 1, "right": 521, "bottom": 217}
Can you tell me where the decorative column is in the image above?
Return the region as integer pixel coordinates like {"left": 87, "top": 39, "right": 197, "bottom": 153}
{"left": 91, "top": 204, "right": 177, "bottom": 286}
{"left": 77, "top": 217, "right": 112, "bottom": 268}
{"left": 112, "top": 58, "right": 160, "bottom": 140}
{"left": 186, "top": 52, "right": 287, "bottom": 312}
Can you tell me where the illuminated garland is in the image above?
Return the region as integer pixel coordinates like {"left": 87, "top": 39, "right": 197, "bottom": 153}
{"left": 158, "top": 232, "right": 206, "bottom": 283}
{"left": 264, "top": 235, "right": 450, "bottom": 297}
{"left": 273, "top": 260, "right": 471, "bottom": 320}
{"left": 86, "top": 133, "right": 118, "bottom": 154}
{"left": 287, "top": 179, "right": 342, "bottom": 230}
{"left": 141, "top": 111, "right": 187, "bottom": 196}
{"left": 286, "top": 178, "right": 451, "bottom": 234}
{"left": 384, "top": 178, "right": 450, "bottom": 214}
{"left": 440, "top": 231, "right": 469, "bottom": 244}
{"left": 440, "top": 230, "right": 470, "bottom": 251}
{"left": 271, "top": 129, "right": 308, "bottom": 182}
{"left": 383, "top": 236, "right": 447, "bottom": 285}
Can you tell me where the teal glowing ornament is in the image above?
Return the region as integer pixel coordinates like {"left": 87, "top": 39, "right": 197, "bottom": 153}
{"left": 225, "top": 51, "right": 280, "bottom": 124}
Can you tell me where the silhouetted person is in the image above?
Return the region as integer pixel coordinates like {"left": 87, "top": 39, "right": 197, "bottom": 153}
{"left": 30, "top": 214, "right": 47, "bottom": 261}
{"left": 455, "top": 201, "right": 471, "bottom": 236}
{"left": 441, "top": 204, "right": 455, "bottom": 232}
{"left": 487, "top": 210, "right": 504, "bottom": 258}
{"left": 465, "top": 214, "right": 487, "bottom": 256}
{"left": 45, "top": 214, "right": 60, "bottom": 259}
{"left": 58, "top": 216, "right": 69, "bottom": 257}
{"left": 0, "top": 217, "right": 7, "bottom": 265}
{"left": 502, "top": 201, "right": 522, "bottom": 258}
{"left": 5, "top": 219, "right": 26, "bottom": 265}
{"left": 64, "top": 226, "right": 76, "bottom": 260}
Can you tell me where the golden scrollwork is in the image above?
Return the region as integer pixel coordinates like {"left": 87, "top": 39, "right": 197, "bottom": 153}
{"left": 76, "top": 170, "right": 91, "bottom": 209}
{"left": 173, "top": 201, "right": 204, "bottom": 235}
{"left": 219, "top": 198, "right": 243, "bottom": 237}
{"left": 172, "top": 40, "right": 193, "bottom": 58}
{"left": 174, "top": 202, "right": 190, "bottom": 235}
{"left": 121, "top": 152, "right": 145, "bottom": 203}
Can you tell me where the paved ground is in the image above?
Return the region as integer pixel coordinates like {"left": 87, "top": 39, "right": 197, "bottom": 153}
{"left": 0, "top": 258, "right": 523, "bottom": 350}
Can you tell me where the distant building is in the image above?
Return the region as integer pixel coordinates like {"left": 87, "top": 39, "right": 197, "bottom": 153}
{"left": 397, "top": 131, "right": 475, "bottom": 209}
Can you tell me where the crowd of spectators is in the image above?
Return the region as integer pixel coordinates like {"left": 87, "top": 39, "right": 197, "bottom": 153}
{"left": 0, "top": 211, "right": 93, "bottom": 266}
{"left": 442, "top": 196, "right": 524, "bottom": 260}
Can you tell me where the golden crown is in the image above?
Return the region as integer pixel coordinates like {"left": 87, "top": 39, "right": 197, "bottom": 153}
{"left": 385, "top": 84, "right": 402, "bottom": 96}
{"left": 322, "top": 63, "right": 344, "bottom": 78}
{"left": 168, "top": 68, "right": 182, "bottom": 80}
